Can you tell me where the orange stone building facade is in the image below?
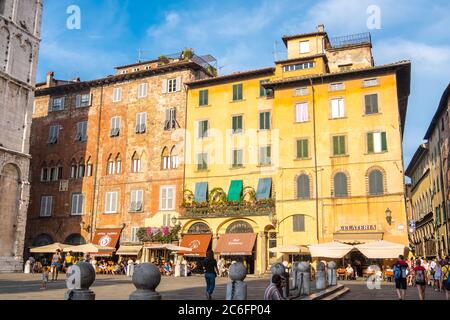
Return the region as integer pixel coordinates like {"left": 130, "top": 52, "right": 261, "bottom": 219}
{"left": 25, "top": 55, "right": 213, "bottom": 255}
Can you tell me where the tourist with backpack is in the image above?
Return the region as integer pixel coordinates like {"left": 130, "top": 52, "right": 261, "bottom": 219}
{"left": 393, "top": 255, "right": 408, "bottom": 300}
{"left": 441, "top": 257, "right": 450, "bottom": 301}
{"left": 413, "top": 259, "right": 427, "bottom": 300}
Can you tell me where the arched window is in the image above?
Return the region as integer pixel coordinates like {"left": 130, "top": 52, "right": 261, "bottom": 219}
{"left": 132, "top": 152, "right": 141, "bottom": 173}
{"left": 226, "top": 221, "right": 254, "bottom": 234}
{"left": 70, "top": 159, "right": 78, "bottom": 179}
{"left": 161, "top": 147, "right": 170, "bottom": 170}
{"left": 78, "top": 158, "right": 85, "bottom": 178}
{"left": 32, "top": 234, "right": 53, "bottom": 247}
{"left": 187, "top": 222, "right": 211, "bottom": 234}
{"left": 368, "top": 169, "right": 384, "bottom": 195}
{"left": 170, "top": 146, "right": 179, "bottom": 169}
{"left": 115, "top": 154, "right": 122, "bottom": 174}
{"left": 334, "top": 172, "right": 348, "bottom": 197}
{"left": 297, "top": 174, "right": 310, "bottom": 199}
{"left": 86, "top": 157, "right": 93, "bottom": 177}
{"left": 107, "top": 154, "right": 115, "bottom": 175}
{"left": 64, "top": 234, "right": 86, "bottom": 246}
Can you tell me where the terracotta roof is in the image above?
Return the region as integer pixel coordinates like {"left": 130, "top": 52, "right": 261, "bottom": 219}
{"left": 186, "top": 67, "right": 275, "bottom": 87}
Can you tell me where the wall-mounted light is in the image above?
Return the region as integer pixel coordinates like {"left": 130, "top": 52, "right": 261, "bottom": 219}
{"left": 385, "top": 208, "right": 392, "bottom": 225}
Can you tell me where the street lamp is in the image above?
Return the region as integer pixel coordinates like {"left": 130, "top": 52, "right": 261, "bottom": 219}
{"left": 385, "top": 208, "right": 392, "bottom": 225}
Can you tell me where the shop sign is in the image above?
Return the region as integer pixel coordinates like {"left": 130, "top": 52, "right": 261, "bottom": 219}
{"left": 340, "top": 225, "right": 376, "bottom": 231}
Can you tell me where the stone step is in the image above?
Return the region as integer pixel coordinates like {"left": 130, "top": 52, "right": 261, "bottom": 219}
{"left": 300, "top": 284, "right": 347, "bottom": 300}
{"left": 321, "top": 287, "right": 350, "bottom": 300}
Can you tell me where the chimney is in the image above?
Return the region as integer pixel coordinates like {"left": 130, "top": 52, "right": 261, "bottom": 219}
{"left": 317, "top": 24, "right": 325, "bottom": 33}
{"left": 46, "top": 71, "right": 54, "bottom": 87}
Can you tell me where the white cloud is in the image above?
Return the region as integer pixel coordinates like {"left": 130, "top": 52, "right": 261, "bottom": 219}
{"left": 147, "top": 12, "right": 180, "bottom": 37}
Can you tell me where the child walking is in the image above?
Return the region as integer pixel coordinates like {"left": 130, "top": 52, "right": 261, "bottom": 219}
{"left": 41, "top": 267, "right": 49, "bottom": 290}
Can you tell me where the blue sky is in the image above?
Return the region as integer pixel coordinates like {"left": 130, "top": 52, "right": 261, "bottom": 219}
{"left": 38, "top": 0, "right": 450, "bottom": 166}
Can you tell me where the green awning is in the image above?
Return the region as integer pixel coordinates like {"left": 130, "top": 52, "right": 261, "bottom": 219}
{"left": 228, "top": 180, "right": 243, "bottom": 202}
{"left": 195, "top": 182, "right": 208, "bottom": 202}
{"left": 256, "top": 178, "right": 272, "bottom": 200}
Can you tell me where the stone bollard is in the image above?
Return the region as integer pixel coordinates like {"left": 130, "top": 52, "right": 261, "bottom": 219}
{"left": 270, "top": 263, "right": 289, "bottom": 299}
{"left": 226, "top": 262, "right": 247, "bottom": 300}
{"left": 327, "top": 261, "right": 337, "bottom": 286}
{"left": 315, "top": 262, "right": 327, "bottom": 290}
{"left": 64, "top": 262, "right": 96, "bottom": 300}
{"left": 296, "top": 262, "right": 311, "bottom": 296}
{"left": 291, "top": 262, "right": 299, "bottom": 289}
{"left": 129, "top": 263, "right": 162, "bottom": 300}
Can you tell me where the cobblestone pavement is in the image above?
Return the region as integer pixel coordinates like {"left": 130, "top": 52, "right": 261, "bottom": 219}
{"left": 338, "top": 280, "right": 448, "bottom": 300}
{"left": 0, "top": 273, "right": 271, "bottom": 300}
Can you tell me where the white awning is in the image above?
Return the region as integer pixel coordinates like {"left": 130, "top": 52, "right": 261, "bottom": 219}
{"left": 269, "top": 245, "right": 310, "bottom": 254}
{"left": 116, "top": 245, "right": 143, "bottom": 256}
{"left": 355, "top": 240, "right": 407, "bottom": 259}
{"left": 308, "top": 241, "right": 354, "bottom": 258}
{"left": 64, "top": 244, "right": 115, "bottom": 254}
{"left": 30, "top": 243, "right": 71, "bottom": 253}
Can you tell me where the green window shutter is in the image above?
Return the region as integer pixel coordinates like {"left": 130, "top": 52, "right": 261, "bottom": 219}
{"left": 228, "top": 180, "right": 243, "bottom": 202}
{"left": 367, "top": 132, "right": 374, "bottom": 153}
{"left": 365, "top": 94, "right": 379, "bottom": 114}
{"left": 333, "top": 136, "right": 339, "bottom": 156}
{"left": 337, "top": 136, "right": 345, "bottom": 155}
{"left": 238, "top": 116, "right": 242, "bottom": 131}
{"left": 259, "top": 113, "right": 264, "bottom": 130}
{"left": 381, "top": 132, "right": 387, "bottom": 151}
{"left": 233, "top": 85, "right": 237, "bottom": 101}
{"left": 297, "top": 140, "right": 302, "bottom": 158}
{"left": 265, "top": 112, "right": 270, "bottom": 129}
{"left": 239, "top": 84, "right": 243, "bottom": 100}
{"left": 303, "top": 140, "right": 309, "bottom": 158}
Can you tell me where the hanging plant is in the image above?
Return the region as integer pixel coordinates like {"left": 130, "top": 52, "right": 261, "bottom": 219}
{"left": 242, "top": 186, "right": 257, "bottom": 203}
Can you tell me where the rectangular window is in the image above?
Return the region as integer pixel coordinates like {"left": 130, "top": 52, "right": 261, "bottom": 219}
{"left": 110, "top": 117, "right": 121, "bottom": 137}
{"left": 167, "top": 79, "right": 177, "bottom": 93}
{"left": 363, "top": 78, "right": 379, "bottom": 87}
{"left": 333, "top": 135, "right": 346, "bottom": 156}
{"left": 330, "top": 98, "right": 345, "bottom": 119}
{"left": 138, "top": 83, "right": 148, "bottom": 98}
{"left": 299, "top": 41, "right": 310, "bottom": 54}
{"left": 70, "top": 165, "right": 78, "bottom": 179}
{"left": 232, "top": 149, "right": 243, "bottom": 168}
{"left": 78, "top": 164, "right": 85, "bottom": 178}
{"left": 76, "top": 94, "right": 92, "bottom": 108}
{"left": 293, "top": 215, "right": 305, "bottom": 232}
{"left": 41, "top": 168, "right": 49, "bottom": 182}
{"left": 40, "top": 196, "right": 53, "bottom": 217}
{"left": 260, "top": 80, "right": 269, "bottom": 97}
{"left": 365, "top": 94, "right": 379, "bottom": 114}
{"left": 199, "top": 90, "right": 209, "bottom": 106}
{"left": 232, "top": 115, "right": 243, "bottom": 134}
{"left": 160, "top": 186, "right": 176, "bottom": 211}
{"left": 132, "top": 158, "right": 141, "bottom": 173}
{"left": 330, "top": 83, "right": 345, "bottom": 92}
{"left": 71, "top": 193, "right": 84, "bottom": 216}
{"left": 198, "top": 120, "right": 209, "bottom": 138}
{"left": 58, "top": 167, "right": 63, "bottom": 180}
{"left": 113, "top": 88, "right": 122, "bottom": 102}
{"left": 131, "top": 227, "right": 140, "bottom": 243}
{"left": 135, "top": 112, "right": 147, "bottom": 134}
{"left": 232, "top": 84, "right": 243, "bottom": 101}
{"left": 259, "top": 111, "right": 271, "bottom": 130}
{"left": 130, "top": 190, "right": 144, "bottom": 212}
{"left": 164, "top": 108, "right": 177, "bottom": 130}
{"left": 197, "top": 153, "right": 208, "bottom": 171}
{"left": 48, "top": 125, "right": 60, "bottom": 144}
{"left": 49, "top": 168, "right": 56, "bottom": 181}
{"left": 75, "top": 121, "right": 88, "bottom": 142}
{"left": 86, "top": 164, "right": 93, "bottom": 177}
{"left": 367, "top": 132, "right": 387, "bottom": 153}
{"left": 49, "top": 97, "right": 65, "bottom": 112}
{"left": 259, "top": 146, "right": 272, "bottom": 166}
{"left": 105, "top": 191, "right": 118, "bottom": 214}
{"left": 296, "top": 139, "right": 309, "bottom": 159}
{"left": 283, "top": 62, "right": 315, "bottom": 72}
{"left": 294, "top": 87, "right": 309, "bottom": 97}
{"left": 295, "top": 103, "right": 309, "bottom": 123}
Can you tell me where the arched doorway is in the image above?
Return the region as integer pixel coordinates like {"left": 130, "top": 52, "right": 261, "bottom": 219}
{"left": 64, "top": 234, "right": 86, "bottom": 246}
{"left": 187, "top": 222, "right": 211, "bottom": 234}
{"left": 223, "top": 220, "right": 256, "bottom": 274}
{"left": 32, "top": 234, "right": 53, "bottom": 247}
{"left": 0, "top": 164, "right": 21, "bottom": 257}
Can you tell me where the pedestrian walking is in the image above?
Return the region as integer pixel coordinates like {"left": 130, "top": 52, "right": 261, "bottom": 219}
{"left": 393, "top": 255, "right": 408, "bottom": 300}
{"left": 64, "top": 251, "right": 74, "bottom": 274}
{"left": 201, "top": 251, "right": 219, "bottom": 300}
{"left": 41, "top": 266, "right": 49, "bottom": 290}
{"left": 50, "top": 249, "right": 62, "bottom": 281}
{"left": 441, "top": 257, "right": 450, "bottom": 301}
{"left": 413, "top": 259, "right": 427, "bottom": 300}
{"left": 434, "top": 260, "right": 442, "bottom": 292}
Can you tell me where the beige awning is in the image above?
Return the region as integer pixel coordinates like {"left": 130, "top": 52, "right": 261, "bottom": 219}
{"left": 269, "top": 245, "right": 310, "bottom": 254}
{"left": 355, "top": 240, "right": 407, "bottom": 259}
{"left": 64, "top": 244, "right": 116, "bottom": 254}
{"left": 116, "top": 245, "right": 143, "bottom": 256}
{"left": 308, "top": 241, "right": 354, "bottom": 258}
{"left": 30, "top": 243, "right": 71, "bottom": 253}
{"left": 333, "top": 232, "right": 384, "bottom": 244}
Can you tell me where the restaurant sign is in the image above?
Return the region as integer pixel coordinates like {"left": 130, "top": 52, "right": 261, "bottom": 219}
{"left": 340, "top": 225, "right": 376, "bottom": 231}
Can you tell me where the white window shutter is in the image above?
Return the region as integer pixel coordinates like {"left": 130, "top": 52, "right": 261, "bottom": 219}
{"left": 162, "top": 79, "right": 168, "bottom": 93}
{"left": 176, "top": 76, "right": 182, "bottom": 92}
{"left": 75, "top": 95, "right": 81, "bottom": 108}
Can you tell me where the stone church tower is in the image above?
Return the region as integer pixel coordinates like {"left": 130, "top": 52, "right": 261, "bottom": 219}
{"left": 0, "top": 0, "right": 43, "bottom": 272}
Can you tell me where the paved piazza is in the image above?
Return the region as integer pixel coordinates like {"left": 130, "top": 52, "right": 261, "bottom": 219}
{"left": 0, "top": 274, "right": 447, "bottom": 300}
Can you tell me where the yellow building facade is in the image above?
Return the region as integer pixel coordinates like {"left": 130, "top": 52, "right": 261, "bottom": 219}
{"left": 182, "top": 26, "right": 411, "bottom": 275}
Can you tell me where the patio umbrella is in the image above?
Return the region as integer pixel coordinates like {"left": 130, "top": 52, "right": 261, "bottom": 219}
{"left": 64, "top": 243, "right": 116, "bottom": 254}
{"left": 355, "top": 240, "right": 407, "bottom": 259}
{"left": 30, "top": 243, "right": 71, "bottom": 253}
{"left": 308, "top": 241, "right": 354, "bottom": 258}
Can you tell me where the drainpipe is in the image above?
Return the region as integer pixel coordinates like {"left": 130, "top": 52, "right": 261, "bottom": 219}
{"left": 309, "top": 78, "right": 320, "bottom": 243}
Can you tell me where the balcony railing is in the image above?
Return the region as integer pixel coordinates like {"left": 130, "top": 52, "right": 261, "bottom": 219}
{"left": 181, "top": 200, "right": 275, "bottom": 219}
{"left": 327, "top": 32, "right": 372, "bottom": 49}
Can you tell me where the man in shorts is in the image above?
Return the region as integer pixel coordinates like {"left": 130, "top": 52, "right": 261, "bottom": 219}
{"left": 393, "top": 255, "right": 408, "bottom": 300}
